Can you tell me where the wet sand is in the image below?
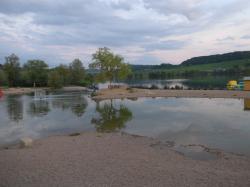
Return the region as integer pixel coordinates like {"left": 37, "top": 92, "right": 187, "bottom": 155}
{"left": 93, "top": 87, "right": 250, "bottom": 100}
{"left": 0, "top": 132, "right": 250, "bottom": 187}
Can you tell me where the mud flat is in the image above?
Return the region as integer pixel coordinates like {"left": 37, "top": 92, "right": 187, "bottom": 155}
{"left": 93, "top": 87, "right": 250, "bottom": 100}
{"left": 0, "top": 132, "right": 250, "bottom": 187}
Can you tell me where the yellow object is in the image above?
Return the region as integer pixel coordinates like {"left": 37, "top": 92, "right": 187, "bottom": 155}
{"left": 227, "top": 80, "right": 237, "bottom": 90}
{"left": 244, "top": 99, "right": 250, "bottom": 111}
{"left": 244, "top": 77, "right": 250, "bottom": 91}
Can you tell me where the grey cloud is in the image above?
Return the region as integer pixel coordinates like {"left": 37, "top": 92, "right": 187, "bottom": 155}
{"left": 217, "top": 36, "right": 235, "bottom": 42}
{"left": 134, "top": 55, "right": 164, "bottom": 65}
{"left": 144, "top": 0, "right": 203, "bottom": 20}
{"left": 0, "top": 0, "right": 250, "bottom": 65}
{"left": 110, "top": 1, "right": 133, "bottom": 10}
{"left": 241, "top": 35, "right": 250, "bottom": 39}
{"left": 144, "top": 40, "right": 188, "bottom": 51}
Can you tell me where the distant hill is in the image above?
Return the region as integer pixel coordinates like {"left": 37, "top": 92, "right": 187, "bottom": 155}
{"left": 181, "top": 51, "right": 250, "bottom": 66}
{"left": 131, "top": 51, "right": 250, "bottom": 79}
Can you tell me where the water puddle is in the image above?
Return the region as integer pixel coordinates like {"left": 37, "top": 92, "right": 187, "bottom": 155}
{"left": 173, "top": 144, "right": 219, "bottom": 160}
{"left": 150, "top": 141, "right": 219, "bottom": 160}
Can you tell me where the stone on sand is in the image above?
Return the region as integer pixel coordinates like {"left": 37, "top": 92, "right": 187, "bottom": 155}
{"left": 20, "top": 137, "right": 33, "bottom": 148}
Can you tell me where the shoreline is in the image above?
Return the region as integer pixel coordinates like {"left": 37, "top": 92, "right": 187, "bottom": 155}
{"left": 2, "top": 87, "right": 46, "bottom": 95}
{"left": 0, "top": 132, "right": 250, "bottom": 186}
{"left": 1, "top": 86, "right": 89, "bottom": 95}
{"left": 93, "top": 87, "right": 250, "bottom": 100}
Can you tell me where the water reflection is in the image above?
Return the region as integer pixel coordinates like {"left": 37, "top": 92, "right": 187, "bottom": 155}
{"left": 6, "top": 95, "right": 23, "bottom": 122}
{"left": 51, "top": 94, "right": 88, "bottom": 117}
{"left": 1, "top": 93, "right": 250, "bottom": 156}
{"left": 28, "top": 100, "right": 50, "bottom": 117}
{"left": 0, "top": 92, "right": 92, "bottom": 146}
{"left": 244, "top": 99, "right": 250, "bottom": 111}
{"left": 91, "top": 100, "right": 133, "bottom": 132}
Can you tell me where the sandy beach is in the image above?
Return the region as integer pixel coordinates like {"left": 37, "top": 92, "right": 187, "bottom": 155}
{"left": 0, "top": 132, "right": 249, "bottom": 187}
{"left": 93, "top": 87, "right": 250, "bottom": 100}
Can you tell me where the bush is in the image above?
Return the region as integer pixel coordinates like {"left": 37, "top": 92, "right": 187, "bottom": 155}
{"left": 164, "top": 85, "right": 169, "bottom": 90}
{"left": 79, "top": 79, "right": 92, "bottom": 87}
{"left": 126, "top": 87, "right": 134, "bottom": 93}
{"left": 149, "top": 84, "right": 158, "bottom": 89}
{"left": 174, "top": 85, "right": 183, "bottom": 90}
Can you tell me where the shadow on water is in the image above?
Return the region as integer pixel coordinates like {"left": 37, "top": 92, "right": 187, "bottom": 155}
{"left": 91, "top": 100, "right": 133, "bottom": 133}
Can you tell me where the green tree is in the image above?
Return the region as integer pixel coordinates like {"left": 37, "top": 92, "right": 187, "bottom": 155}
{"left": 23, "top": 60, "right": 48, "bottom": 87}
{"left": 48, "top": 70, "right": 63, "bottom": 89}
{"left": 83, "top": 73, "right": 94, "bottom": 86}
{"left": 3, "top": 54, "right": 20, "bottom": 86}
{"left": 89, "top": 47, "right": 131, "bottom": 85}
{"left": 69, "top": 59, "right": 85, "bottom": 85}
{"left": 55, "top": 64, "right": 71, "bottom": 86}
{"left": 19, "top": 70, "right": 30, "bottom": 87}
{"left": 0, "top": 69, "right": 7, "bottom": 86}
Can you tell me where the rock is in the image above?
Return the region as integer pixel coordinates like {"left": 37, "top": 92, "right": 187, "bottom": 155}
{"left": 20, "top": 138, "right": 33, "bottom": 148}
{"left": 69, "top": 132, "right": 81, "bottom": 137}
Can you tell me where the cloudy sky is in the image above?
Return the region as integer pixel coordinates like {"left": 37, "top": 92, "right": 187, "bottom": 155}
{"left": 0, "top": 0, "right": 250, "bottom": 67}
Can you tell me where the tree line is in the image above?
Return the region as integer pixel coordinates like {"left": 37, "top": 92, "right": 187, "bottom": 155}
{"left": 147, "top": 68, "right": 250, "bottom": 80}
{"left": 181, "top": 51, "right": 250, "bottom": 66}
{"left": 0, "top": 47, "right": 131, "bottom": 88}
{"left": 0, "top": 54, "right": 88, "bottom": 88}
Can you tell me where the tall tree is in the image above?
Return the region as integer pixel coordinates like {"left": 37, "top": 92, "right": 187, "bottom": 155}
{"left": 55, "top": 64, "right": 71, "bottom": 86}
{"left": 3, "top": 54, "right": 20, "bottom": 86}
{"left": 23, "top": 60, "right": 48, "bottom": 87}
{"left": 89, "top": 47, "right": 131, "bottom": 85}
{"left": 69, "top": 59, "right": 85, "bottom": 85}
{"left": 48, "top": 70, "right": 63, "bottom": 89}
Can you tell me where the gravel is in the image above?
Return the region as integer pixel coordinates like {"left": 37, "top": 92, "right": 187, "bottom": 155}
{"left": 0, "top": 132, "right": 250, "bottom": 187}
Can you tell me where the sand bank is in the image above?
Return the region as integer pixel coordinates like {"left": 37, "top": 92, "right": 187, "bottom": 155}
{"left": 1, "top": 86, "right": 88, "bottom": 95}
{"left": 93, "top": 87, "right": 250, "bottom": 100}
{"left": 0, "top": 132, "right": 250, "bottom": 187}
{"left": 2, "top": 87, "right": 41, "bottom": 95}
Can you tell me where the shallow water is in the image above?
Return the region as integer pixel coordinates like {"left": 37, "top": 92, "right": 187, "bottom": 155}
{"left": 0, "top": 91, "right": 250, "bottom": 157}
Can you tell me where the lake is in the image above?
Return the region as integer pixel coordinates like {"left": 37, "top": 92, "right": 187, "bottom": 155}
{"left": 124, "top": 76, "right": 241, "bottom": 90}
{"left": 0, "top": 91, "right": 250, "bottom": 157}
